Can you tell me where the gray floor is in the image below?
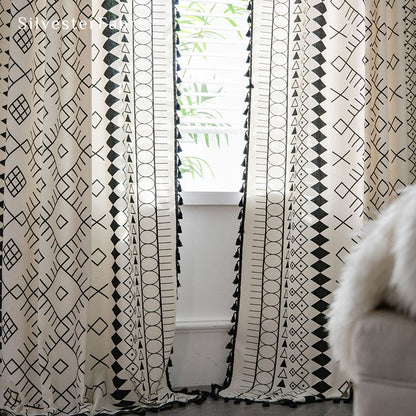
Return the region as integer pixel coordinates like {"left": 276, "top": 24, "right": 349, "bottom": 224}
{"left": 161, "top": 397, "right": 352, "bottom": 416}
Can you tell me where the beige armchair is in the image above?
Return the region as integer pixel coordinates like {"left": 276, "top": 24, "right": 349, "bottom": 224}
{"left": 351, "top": 309, "right": 416, "bottom": 416}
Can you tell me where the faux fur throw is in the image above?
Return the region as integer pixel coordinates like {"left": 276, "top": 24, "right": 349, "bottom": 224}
{"left": 328, "top": 184, "right": 416, "bottom": 380}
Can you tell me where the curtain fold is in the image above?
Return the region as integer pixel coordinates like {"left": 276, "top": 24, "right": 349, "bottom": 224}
{"left": 220, "top": 0, "right": 416, "bottom": 403}
{"left": 0, "top": 1, "right": 189, "bottom": 414}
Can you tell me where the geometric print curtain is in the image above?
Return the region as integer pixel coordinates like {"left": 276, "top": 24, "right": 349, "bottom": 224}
{"left": 220, "top": 0, "right": 416, "bottom": 403}
{"left": 0, "top": 1, "right": 190, "bottom": 414}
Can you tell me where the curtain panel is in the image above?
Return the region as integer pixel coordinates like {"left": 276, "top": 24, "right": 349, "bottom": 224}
{"left": 0, "top": 1, "right": 189, "bottom": 414}
{"left": 220, "top": 0, "right": 416, "bottom": 403}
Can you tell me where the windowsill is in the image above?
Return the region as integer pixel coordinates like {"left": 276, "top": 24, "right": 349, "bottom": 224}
{"left": 181, "top": 191, "right": 241, "bottom": 206}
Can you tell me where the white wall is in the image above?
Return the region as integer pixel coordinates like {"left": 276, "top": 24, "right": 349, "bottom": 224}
{"left": 169, "top": 203, "right": 239, "bottom": 388}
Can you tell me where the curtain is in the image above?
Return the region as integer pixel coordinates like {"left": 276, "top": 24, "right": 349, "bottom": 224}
{"left": 0, "top": 1, "right": 190, "bottom": 414}
{"left": 220, "top": 0, "right": 416, "bottom": 403}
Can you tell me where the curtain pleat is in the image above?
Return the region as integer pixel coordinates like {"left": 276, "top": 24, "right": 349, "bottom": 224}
{"left": 220, "top": 0, "right": 416, "bottom": 403}
{"left": 0, "top": 1, "right": 190, "bottom": 414}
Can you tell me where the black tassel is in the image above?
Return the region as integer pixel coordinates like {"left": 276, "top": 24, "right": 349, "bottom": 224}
{"left": 233, "top": 288, "right": 239, "bottom": 298}
{"left": 177, "top": 223, "right": 182, "bottom": 233}
{"left": 234, "top": 248, "right": 240, "bottom": 258}
{"left": 238, "top": 196, "right": 245, "bottom": 207}
{"left": 231, "top": 303, "right": 238, "bottom": 311}
{"left": 238, "top": 210, "right": 243, "bottom": 220}
{"left": 234, "top": 262, "right": 239, "bottom": 272}
{"left": 233, "top": 275, "right": 240, "bottom": 285}
{"left": 228, "top": 327, "right": 235, "bottom": 336}
{"left": 178, "top": 195, "right": 183, "bottom": 205}
{"left": 177, "top": 207, "right": 183, "bottom": 219}
{"left": 236, "top": 235, "right": 241, "bottom": 245}
{"left": 177, "top": 237, "right": 183, "bottom": 247}
{"left": 177, "top": 182, "right": 182, "bottom": 192}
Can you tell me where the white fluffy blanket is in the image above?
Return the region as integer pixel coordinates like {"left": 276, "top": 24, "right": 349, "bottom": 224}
{"left": 328, "top": 185, "right": 416, "bottom": 380}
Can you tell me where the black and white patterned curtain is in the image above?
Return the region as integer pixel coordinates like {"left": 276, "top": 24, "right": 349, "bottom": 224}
{"left": 0, "top": 1, "right": 191, "bottom": 414}
{"left": 220, "top": 0, "right": 416, "bottom": 403}
{"left": 1, "top": 0, "right": 416, "bottom": 413}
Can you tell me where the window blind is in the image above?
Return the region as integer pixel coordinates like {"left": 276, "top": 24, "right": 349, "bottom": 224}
{"left": 177, "top": 0, "right": 250, "bottom": 141}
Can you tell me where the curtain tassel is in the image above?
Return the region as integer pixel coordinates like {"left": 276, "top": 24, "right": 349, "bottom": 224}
{"left": 238, "top": 208, "right": 243, "bottom": 220}
{"left": 177, "top": 207, "right": 183, "bottom": 219}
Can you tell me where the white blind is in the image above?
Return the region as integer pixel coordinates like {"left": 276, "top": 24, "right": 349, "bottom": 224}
{"left": 177, "top": 0, "right": 250, "bottom": 191}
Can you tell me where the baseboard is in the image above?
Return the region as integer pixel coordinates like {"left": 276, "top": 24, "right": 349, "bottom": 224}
{"left": 175, "top": 319, "right": 232, "bottom": 333}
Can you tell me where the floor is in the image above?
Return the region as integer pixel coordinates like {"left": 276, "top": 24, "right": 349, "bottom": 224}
{"left": 160, "top": 397, "right": 352, "bottom": 416}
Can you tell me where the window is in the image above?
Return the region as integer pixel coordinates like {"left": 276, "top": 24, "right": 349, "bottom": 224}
{"left": 177, "top": 0, "right": 250, "bottom": 194}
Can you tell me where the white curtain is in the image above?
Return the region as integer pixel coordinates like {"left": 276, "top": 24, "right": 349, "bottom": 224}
{"left": 0, "top": 1, "right": 190, "bottom": 414}
{"left": 220, "top": 0, "right": 416, "bottom": 403}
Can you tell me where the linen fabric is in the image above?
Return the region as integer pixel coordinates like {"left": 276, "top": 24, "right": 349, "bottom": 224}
{"left": 0, "top": 1, "right": 187, "bottom": 414}
{"left": 220, "top": 0, "right": 416, "bottom": 403}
